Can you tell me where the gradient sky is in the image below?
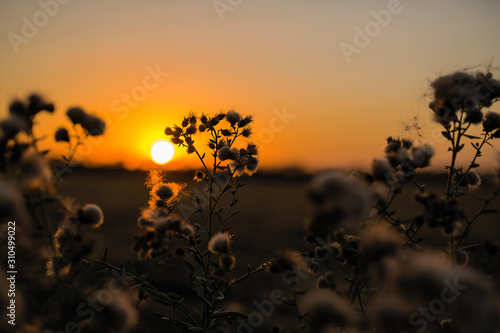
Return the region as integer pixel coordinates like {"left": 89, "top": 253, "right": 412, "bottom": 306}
{"left": 1, "top": 0, "right": 500, "bottom": 172}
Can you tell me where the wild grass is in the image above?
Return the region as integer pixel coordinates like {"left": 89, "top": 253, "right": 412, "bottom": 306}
{"left": 1, "top": 68, "right": 500, "bottom": 333}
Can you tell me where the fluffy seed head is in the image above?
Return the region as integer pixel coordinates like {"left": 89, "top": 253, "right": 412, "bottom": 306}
{"left": 410, "top": 144, "right": 435, "bottom": 168}
{"left": 82, "top": 114, "right": 105, "bottom": 136}
{"left": 225, "top": 110, "right": 241, "bottom": 126}
{"left": 238, "top": 115, "right": 253, "bottom": 127}
{"left": 156, "top": 185, "right": 174, "bottom": 200}
{"left": 66, "top": 107, "right": 88, "bottom": 125}
{"left": 483, "top": 112, "right": 500, "bottom": 132}
{"left": 218, "top": 146, "right": 238, "bottom": 161}
{"left": 55, "top": 127, "right": 70, "bottom": 142}
{"left": 219, "top": 254, "right": 236, "bottom": 271}
{"left": 308, "top": 171, "right": 372, "bottom": 235}
{"left": 466, "top": 170, "right": 481, "bottom": 189}
{"left": 28, "top": 94, "right": 54, "bottom": 114}
{"left": 179, "top": 224, "right": 195, "bottom": 237}
{"left": 208, "top": 232, "right": 231, "bottom": 254}
{"left": 0, "top": 117, "right": 22, "bottom": 140}
{"left": 372, "top": 159, "right": 394, "bottom": 185}
{"left": 79, "top": 204, "right": 104, "bottom": 228}
{"left": 269, "top": 250, "right": 303, "bottom": 274}
{"left": 303, "top": 289, "right": 356, "bottom": 331}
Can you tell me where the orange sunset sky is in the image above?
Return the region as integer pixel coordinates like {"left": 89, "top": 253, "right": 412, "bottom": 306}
{"left": 1, "top": 1, "right": 500, "bottom": 172}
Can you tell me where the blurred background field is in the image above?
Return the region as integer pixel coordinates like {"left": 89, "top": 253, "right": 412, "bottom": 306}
{"left": 54, "top": 167, "right": 500, "bottom": 332}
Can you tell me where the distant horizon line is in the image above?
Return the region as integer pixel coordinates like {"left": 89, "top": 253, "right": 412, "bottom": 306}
{"left": 48, "top": 160, "right": 500, "bottom": 178}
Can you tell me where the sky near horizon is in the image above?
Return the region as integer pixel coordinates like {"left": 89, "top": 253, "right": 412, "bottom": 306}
{"left": 1, "top": 0, "right": 500, "bottom": 173}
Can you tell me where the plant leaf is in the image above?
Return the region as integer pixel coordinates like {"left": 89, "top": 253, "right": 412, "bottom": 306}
{"left": 464, "top": 134, "right": 481, "bottom": 139}
{"left": 441, "top": 131, "right": 452, "bottom": 140}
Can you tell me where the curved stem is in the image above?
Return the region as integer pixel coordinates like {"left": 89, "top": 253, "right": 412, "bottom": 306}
{"left": 83, "top": 256, "right": 198, "bottom": 326}
{"left": 457, "top": 186, "right": 500, "bottom": 246}
{"left": 226, "top": 262, "right": 272, "bottom": 289}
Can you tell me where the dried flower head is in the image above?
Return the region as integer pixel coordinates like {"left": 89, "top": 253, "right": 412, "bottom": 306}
{"left": 219, "top": 254, "right": 236, "bottom": 271}
{"left": 8, "top": 99, "right": 27, "bottom": 117}
{"left": 361, "top": 226, "right": 403, "bottom": 263}
{"left": 208, "top": 232, "right": 231, "bottom": 254}
{"left": 28, "top": 94, "right": 54, "bottom": 114}
{"left": 303, "top": 289, "right": 356, "bottom": 331}
{"left": 193, "top": 170, "right": 205, "bottom": 182}
{"left": 66, "top": 107, "right": 88, "bottom": 125}
{"left": 54, "top": 226, "right": 92, "bottom": 265}
{"left": 46, "top": 257, "right": 70, "bottom": 278}
{"left": 156, "top": 184, "right": 174, "bottom": 200}
{"left": 465, "top": 109, "right": 483, "bottom": 124}
{"left": 483, "top": 112, "right": 500, "bottom": 132}
{"left": 369, "top": 295, "right": 415, "bottom": 333}
{"left": 372, "top": 159, "right": 394, "bottom": 185}
{"left": 78, "top": 203, "right": 104, "bottom": 228}
{"left": 238, "top": 115, "right": 253, "bottom": 127}
{"left": 269, "top": 250, "right": 303, "bottom": 274}
{"left": 316, "top": 271, "right": 335, "bottom": 290}
{"left": 153, "top": 214, "right": 185, "bottom": 235}
{"left": 410, "top": 144, "right": 434, "bottom": 168}
{"left": 83, "top": 292, "right": 138, "bottom": 332}
{"left": 466, "top": 169, "right": 481, "bottom": 190}
{"left": 179, "top": 223, "right": 195, "bottom": 237}
{"left": 0, "top": 117, "right": 22, "bottom": 140}
{"left": 429, "top": 72, "right": 477, "bottom": 125}
{"left": 308, "top": 171, "right": 372, "bottom": 235}
{"left": 55, "top": 127, "right": 70, "bottom": 142}
{"left": 389, "top": 251, "right": 497, "bottom": 331}
{"left": 246, "top": 143, "right": 258, "bottom": 156}
{"left": 225, "top": 110, "right": 241, "bottom": 127}
{"left": 218, "top": 146, "right": 238, "bottom": 161}
{"left": 145, "top": 170, "right": 186, "bottom": 209}
{"left": 241, "top": 127, "right": 252, "bottom": 137}
{"left": 20, "top": 152, "right": 52, "bottom": 191}
{"left": 81, "top": 114, "right": 106, "bottom": 136}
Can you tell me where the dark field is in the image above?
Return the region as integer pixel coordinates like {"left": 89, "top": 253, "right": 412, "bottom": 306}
{"left": 55, "top": 168, "right": 500, "bottom": 332}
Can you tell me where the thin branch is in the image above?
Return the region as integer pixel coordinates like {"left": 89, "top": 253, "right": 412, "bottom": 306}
{"left": 226, "top": 262, "right": 272, "bottom": 289}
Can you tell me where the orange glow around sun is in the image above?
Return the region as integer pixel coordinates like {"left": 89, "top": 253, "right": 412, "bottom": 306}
{"left": 151, "top": 140, "right": 175, "bottom": 164}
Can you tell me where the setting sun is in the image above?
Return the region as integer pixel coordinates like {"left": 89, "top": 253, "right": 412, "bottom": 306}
{"left": 151, "top": 140, "right": 175, "bottom": 164}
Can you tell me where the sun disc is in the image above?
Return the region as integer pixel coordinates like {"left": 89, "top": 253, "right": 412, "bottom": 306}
{"left": 151, "top": 141, "right": 175, "bottom": 164}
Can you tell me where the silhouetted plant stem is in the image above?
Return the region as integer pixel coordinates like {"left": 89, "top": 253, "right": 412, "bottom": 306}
{"left": 195, "top": 149, "right": 210, "bottom": 176}
{"left": 445, "top": 114, "right": 465, "bottom": 267}
{"left": 457, "top": 186, "right": 500, "bottom": 246}
{"left": 378, "top": 190, "right": 398, "bottom": 223}
{"left": 226, "top": 262, "right": 272, "bottom": 289}
{"left": 451, "top": 132, "right": 490, "bottom": 194}
{"left": 64, "top": 128, "right": 85, "bottom": 168}
{"left": 83, "top": 256, "right": 198, "bottom": 326}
